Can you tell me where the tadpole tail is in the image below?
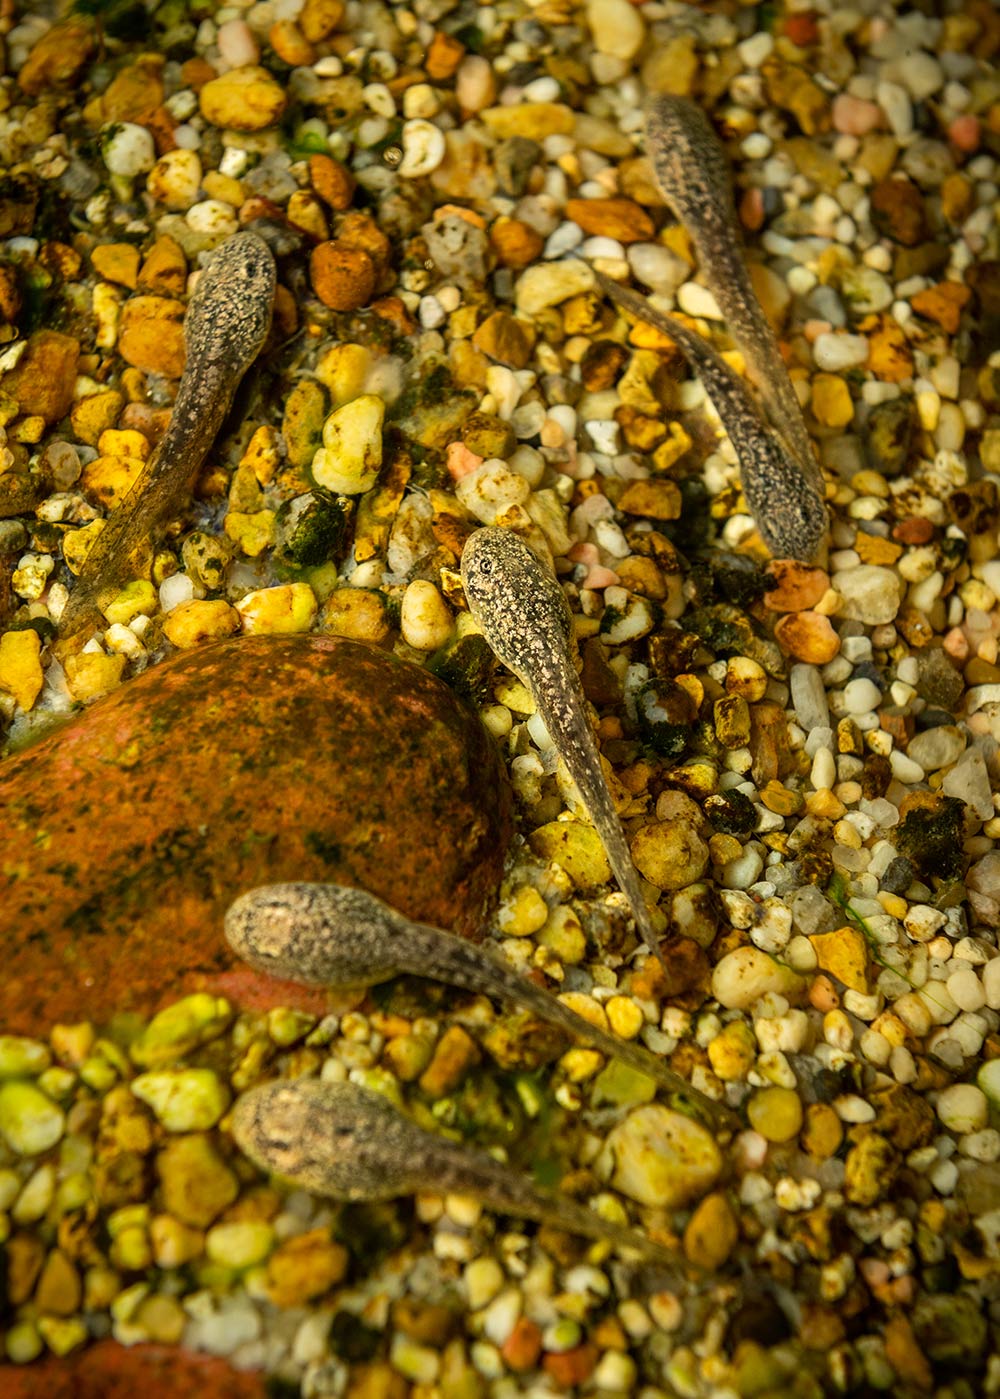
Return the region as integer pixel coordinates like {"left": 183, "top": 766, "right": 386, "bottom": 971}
{"left": 473, "top": 952, "right": 738, "bottom": 1132}
{"left": 596, "top": 273, "right": 826, "bottom": 562}
{"left": 532, "top": 654, "right": 671, "bottom": 979}
{"left": 439, "top": 1139, "right": 686, "bottom": 1270}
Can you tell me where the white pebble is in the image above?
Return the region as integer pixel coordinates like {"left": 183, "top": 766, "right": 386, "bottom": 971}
{"left": 677, "top": 282, "right": 723, "bottom": 320}
{"left": 813, "top": 332, "right": 869, "bottom": 371}
{"left": 103, "top": 123, "right": 156, "bottom": 178}
{"left": 398, "top": 120, "right": 446, "bottom": 178}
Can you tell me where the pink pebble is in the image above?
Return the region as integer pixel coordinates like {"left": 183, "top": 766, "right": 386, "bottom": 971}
{"left": 803, "top": 319, "right": 833, "bottom": 343}
{"left": 583, "top": 565, "right": 619, "bottom": 590}
{"left": 949, "top": 114, "right": 981, "bottom": 155}
{"left": 860, "top": 1258, "right": 890, "bottom": 1287}
{"left": 943, "top": 626, "right": 969, "bottom": 662}
{"left": 568, "top": 541, "right": 599, "bottom": 565}
{"left": 217, "top": 19, "right": 260, "bottom": 70}
{"left": 832, "top": 94, "right": 882, "bottom": 137}
{"left": 445, "top": 441, "right": 483, "bottom": 481}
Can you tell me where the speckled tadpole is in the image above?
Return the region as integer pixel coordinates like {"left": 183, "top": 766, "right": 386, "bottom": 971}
{"left": 461, "top": 526, "right": 673, "bottom": 975}
{"left": 59, "top": 230, "right": 276, "bottom": 637}
{"left": 226, "top": 882, "right": 736, "bottom": 1130}
{"left": 645, "top": 96, "right": 821, "bottom": 499}
{"left": 232, "top": 1078, "right": 685, "bottom": 1267}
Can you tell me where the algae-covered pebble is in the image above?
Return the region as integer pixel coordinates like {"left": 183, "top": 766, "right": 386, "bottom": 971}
{"left": 0, "top": 1080, "right": 65, "bottom": 1155}
{"left": 0, "top": 1036, "right": 51, "bottom": 1078}
{"left": 103, "top": 579, "right": 158, "bottom": 626}
{"left": 131, "top": 1069, "right": 230, "bottom": 1131}
{"left": 313, "top": 394, "right": 384, "bottom": 494}
{"left": 130, "top": 994, "right": 233, "bottom": 1068}
{"left": 596, "top": 1103, "right": 721, "bottom": 1207}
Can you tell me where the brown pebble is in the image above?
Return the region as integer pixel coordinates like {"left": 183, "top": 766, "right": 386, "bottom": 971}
{"left": 425, "top": 30, "right": 465, "bottom": 80}
{"left": 683, "top": 1191, "right": 739, "bottom": 1270}
{"left": 617, "top": 478, "right": 682, "bottom": 520}
{"left": 310, "top": 241, "right": 375, "bottom": 311}
{"left": 774, "top": 610, "right": 840, "bottom": 663}
{"left": 18, "top": 20, "right": 95, "bottom": 95}
{"left": 854, "top": 532, "right": 902, "bottom": 566}
{"left": 910, "top": 280, "right": 972, "bottom": 334}
{"left": 299, "top": 0, "right": 344, "bottom": 43}
{"left": 92, "top": 243, "right": 140, "bottom": 289}
{"left": 1, "top": 330, "right": 80, "bottom": 424}
{"left": 489, "top": 216, "right": 544, "bottom": 269}
{"left": 34, "top": 1248, "right": 82, "bottom": 1316}
{"left": 763, "top": 560, "right": 830, "bottom": 612}
{"left": 472, "top": 310, "right": 534, "bottom": 368}
{"left": 892, "top": 517, "right": 935, "bottom": 545}
{"left": 870, "top": 177, "right": 927, "bottom": 245}
{"left": 309, "top": 154, "right": 355, "bottom": 211}
{"left": 565, "top": 197, "right": 655, "bottom": 243}
{"left": 580, "top": 340, "right": 629, "bottom": 391}
{"left": 269, "top": 20, "right": 317, "bottom": 67}
{"left": 118, "top": 295, "right": 187, "bottom": 378}
{"left": 138, "top": 236, "right": 187, "bottom": 296}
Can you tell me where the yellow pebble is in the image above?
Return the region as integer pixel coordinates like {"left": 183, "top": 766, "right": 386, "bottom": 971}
{"left": 79, "top": 454, "right": 145, "bottom": 509}
{"left": 63, "top": 652, "right": 126, "bottom": 702}
{"left": 0, "top": 629, "right": 44, "bottom": 710}
{"left": 556, "top": 992, "right": 609, "bottom": 1033}
{"left": 102, "top": 579, "right": 158, "bottom": 626}
{"left": 536, "top": 904, "right": 587, "bottom": 964}
{"left": 224, "top": 509, "right": 277, "bottom": 557}
{"left": 707, "top": 1020, "right": 756, "bottom": 1082}
{"left": 98, "top": 428, "right": 151, "bottom": 460}
{"left": 236, "top": 583, "right": 318, "bottom": 635}
{"left": 497, "top": 884, "right": 548, "bottom": 937}
{"left": 810, "top": 373, "right": 854, "bottom": 428}
{"left": 605, "top": 996, "right": 644, "bottom": 1040}
{"left": 70, "top": 390, "right": 125, "bottom": 446}
{"left": 201, "top": 170, "right": 245, "bottom": 207}
{"left": 683, "top": 1192, "right": 739, "bottom": 1271}
{"left": 314, "top": 343, "right": 370, "bottom": 406}
{"left": 559, "top": 1047, "right": 604, "bottom": 1082}
{"left": 239, "top": 425, "right": 282, "bottom": 485}
{"left": 747, "top": 1085, "right": 803, "bottom": 1143}
{"left": 162, "top": 599, "right": 240, "bottom": 649}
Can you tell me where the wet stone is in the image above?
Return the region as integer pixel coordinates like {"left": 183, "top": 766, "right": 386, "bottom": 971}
{"left": 864, "top": 398, "right": 915, "bottom": 477}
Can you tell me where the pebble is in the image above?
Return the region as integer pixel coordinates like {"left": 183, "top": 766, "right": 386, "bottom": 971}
{"left": 399, "top": 120, "right": 446, "bottom": 178}
{"left": 835, "top": 565, "right": 903, "bottom": 625}
{"left": 712, "top": 947, "right": 805, "bottom": 1009}
{"left": 747, "top": 1086, "right": 803, "bottom": 1143}
{"left": 813, "top": 333, "right": 869, "bottom": 371}
{"left": 198, "top": 67, "right": 288, "bottom": 131}
{"left": 586, "top": 0, "right": 645, "bottom": 61}
{"left": 131, "top": 1068, "right": 230, "bottom": 1131}
{"left": 102, "top": 122, "right": 156, "bottom": 178}
{"left": 312, "top": 395, "right": 384, "bottom": 494}
{"left": 0, "top": 1080, "right": 65, "bottom": 1155}
{"left": 400, "top": 580, "right": 452, "bottom": 651}
{"left": 936, "top": 1084, "right": 988, "bottom": 1134}
{"left": 595, "top": 1104, "right": 721, "bottom": 1207}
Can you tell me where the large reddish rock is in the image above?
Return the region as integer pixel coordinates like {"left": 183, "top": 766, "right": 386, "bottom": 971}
{"left": 0, "top": 635, "right": 512, "bottom": 1033}
{"left": 0, "top": 1343, "right": 267, "bottom": 1399}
